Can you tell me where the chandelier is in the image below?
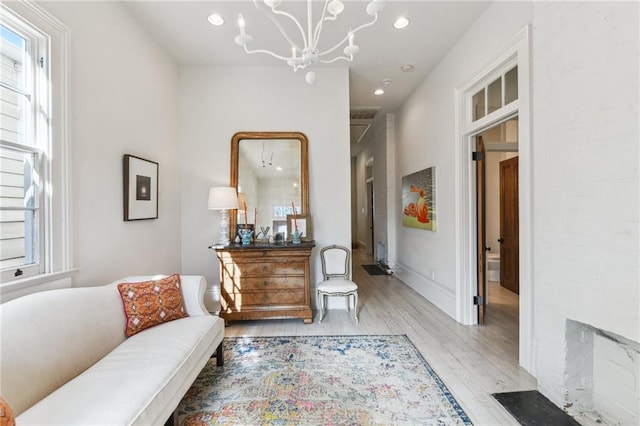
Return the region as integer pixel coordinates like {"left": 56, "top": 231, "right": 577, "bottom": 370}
{"left": 235, "top": 0, "right": 385, "bottom": 83}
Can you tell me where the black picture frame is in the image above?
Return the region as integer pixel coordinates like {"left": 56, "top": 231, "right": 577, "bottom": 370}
{"left": 123, "top": 154, "right": 158, "bottom": 221}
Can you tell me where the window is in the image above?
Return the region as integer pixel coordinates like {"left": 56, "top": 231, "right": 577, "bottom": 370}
{"left": 472, "top": 65, "right": 518, "bottom": 122}
{"left": 1, "top": 9, "right": 50, "bottom": 281}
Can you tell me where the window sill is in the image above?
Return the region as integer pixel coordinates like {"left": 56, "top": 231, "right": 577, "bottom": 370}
{"left": 0, "top": 269, "right": 78, "bottom": 298}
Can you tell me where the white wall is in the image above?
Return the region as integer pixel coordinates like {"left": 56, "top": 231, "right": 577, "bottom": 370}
{"left": 531, "top": 0, "right": 639, "bottom": 415}
{"left": 178, "top": 66, "right": 351, "bottom": 311}
{"left": 393, "top": 2, "right": 533, "bottom": 318}
{"left": 40, "top": 1, "right": 182, "bottom": 286}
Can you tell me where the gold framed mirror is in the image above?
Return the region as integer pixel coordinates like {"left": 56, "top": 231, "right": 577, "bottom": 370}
{"left": 230, "top": 131, "right": 309, "bottom": 241}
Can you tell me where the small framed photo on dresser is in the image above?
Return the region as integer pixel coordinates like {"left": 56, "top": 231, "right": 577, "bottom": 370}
{"left": 286, "top": 214, "right": 312, "bottom": 242}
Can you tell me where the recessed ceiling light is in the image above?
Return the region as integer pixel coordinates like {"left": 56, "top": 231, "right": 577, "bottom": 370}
{"left": 393, "top": 17, "right": 410, "bottom": 30}
{"left": 374, "top": 89, "right": 385, "bottom": 96}
{"left": 276, "top": 166, "right": 283, "bottom": 171}
{"left": 382, "top": 78, "right": 392, "bottom": 85}
{"left": 401, "top": 64, "right": 415, "bottom": 73}
{"left": 207, "top": 13, "right": 224, "bottom": 26}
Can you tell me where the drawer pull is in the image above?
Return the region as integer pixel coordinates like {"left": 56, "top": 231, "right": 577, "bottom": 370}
{"left": 263, "top": 280, "right": 268, "bottom": 286}
{"left": 263, "top": 265, "right": 268, "bottom": 271}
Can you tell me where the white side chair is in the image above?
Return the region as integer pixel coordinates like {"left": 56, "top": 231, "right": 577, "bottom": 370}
{"left": 316, "top": 245, "right": 359, "bottom": 323}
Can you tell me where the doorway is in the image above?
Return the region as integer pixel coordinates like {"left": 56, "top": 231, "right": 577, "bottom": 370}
{"left": 454, "top": 26, "right": 533, "bottom": 372}
{"left": 366, "top": 179, "right": 374, "bottom": 256}
{"left": 476, "top": 119, "right": 520, "bottom": 343}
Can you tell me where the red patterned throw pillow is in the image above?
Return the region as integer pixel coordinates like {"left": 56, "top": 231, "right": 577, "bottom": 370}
{"left": 117, "top": 274, "right": 188, "bottom": 337}
{"left": 0, "top": 395, "right": 15, "bottom": 426}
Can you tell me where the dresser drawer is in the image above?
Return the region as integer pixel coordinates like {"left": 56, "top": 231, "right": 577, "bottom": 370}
{"left": 233, "top": 290, "right": 306, "bottom": 307}
{"left": 224, "top": 276, "right": 304, "bottom": 292}
{"left": 223, "top": 260, "right": 305, "bottom": 277}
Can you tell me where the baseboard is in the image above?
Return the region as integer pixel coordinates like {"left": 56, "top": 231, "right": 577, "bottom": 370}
{"left": 394, "top": 261, "right": 456, "bottom": 319}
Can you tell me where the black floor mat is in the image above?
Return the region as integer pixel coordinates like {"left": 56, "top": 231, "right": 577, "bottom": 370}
{"left": 492, "top": 391, "right": 581, "bottom": 426}
{"left": 361, "top": 264, "right": 387, "bottom": 275}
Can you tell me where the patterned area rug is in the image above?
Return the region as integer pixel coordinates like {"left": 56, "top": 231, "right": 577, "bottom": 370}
{"left": 178, "top": 335, "right": 472, "bottom": 425}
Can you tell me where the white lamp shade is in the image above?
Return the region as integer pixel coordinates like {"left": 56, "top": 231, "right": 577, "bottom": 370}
{"left": 208, "top": 187, "right": 239, "bottom": 210}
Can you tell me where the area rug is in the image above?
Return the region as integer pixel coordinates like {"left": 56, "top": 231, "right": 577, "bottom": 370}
{"left": 178, "top": 335, "right": 472, "bottom": 425}
{"left": 492, "top": 390, "right": 581, "bottom": 425}
{"left": 361, "top": 264, "right": 388, "bottom": 276}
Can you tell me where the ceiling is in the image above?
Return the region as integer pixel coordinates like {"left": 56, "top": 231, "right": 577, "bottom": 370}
{"left": 124, "top": 0, "right": 491, "bottom": 152}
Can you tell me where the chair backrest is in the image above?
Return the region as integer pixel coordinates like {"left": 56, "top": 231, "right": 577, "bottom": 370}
{"left": 320, "top": 245, "right": 351, "bottom": 280}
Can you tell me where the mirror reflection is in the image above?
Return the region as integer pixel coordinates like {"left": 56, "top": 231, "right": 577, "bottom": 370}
{"left": 230, "top": 132, "right": 308, "bottom": 242}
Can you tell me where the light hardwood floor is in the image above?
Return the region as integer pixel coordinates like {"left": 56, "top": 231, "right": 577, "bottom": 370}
{"left": 223, "top": 248, "right": 536, "bottom": 425}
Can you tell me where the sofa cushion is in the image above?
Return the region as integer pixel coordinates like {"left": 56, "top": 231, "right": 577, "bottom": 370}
{"left": 118, "top": 274, "right": 188, "bottom": 336}
{"left": 17, "top": 315, "right": 224, "bottom": 426}
{"left": 0, "top": 285, "right": 127, "bottom": 415}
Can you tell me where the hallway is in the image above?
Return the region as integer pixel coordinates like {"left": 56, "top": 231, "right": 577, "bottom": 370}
{"left": 224, "top": 248, "right": 535, "bottom": 425}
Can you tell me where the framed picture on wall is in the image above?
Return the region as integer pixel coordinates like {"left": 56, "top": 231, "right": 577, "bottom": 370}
{"left": 287, "top": 214, "right": 312, "bottom": 242}
{"left": 123, "top": 155, "right": 158, "bottom": 221}
{"left": 402, "top": 166, "right": 436, "bottom": 231}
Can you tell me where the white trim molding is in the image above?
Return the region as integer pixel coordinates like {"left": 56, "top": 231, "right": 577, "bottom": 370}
{"left": 454, "top": 25, "right": 534, "bottom": 374}
{"left": 1, "top": 1, "right": 74, "bottom": 296}
{"left": 395, "top": 261, "right": 457, "bottom": 319}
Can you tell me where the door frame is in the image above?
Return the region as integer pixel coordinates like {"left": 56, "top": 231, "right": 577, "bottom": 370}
{"left": 366, "top": 178, "right": 374, "bottom": 256}
{"left": 454, "top": 25, "right": 534, "bottom": 374}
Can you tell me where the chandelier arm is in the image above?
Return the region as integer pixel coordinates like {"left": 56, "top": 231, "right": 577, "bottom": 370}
{"left": 243, "top": 44, "right": 297, "bottom": 63}
{"left": 314, "top": 15, "right": 337, "bottom": 46}
{"left": 319, "top": 55, "right": 353, "bottom": 64}
{"left": 253, "top": 0, "right": 308, "bottom": 49}
{"left": 311, "top": 0, "right": 330, "bottom": 47}
{"left": 317, "top": 13, "right": 379, "bottom": 57}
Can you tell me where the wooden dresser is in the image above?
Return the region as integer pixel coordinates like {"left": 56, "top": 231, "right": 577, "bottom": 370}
{"left": 214, "top": 242, "right": 315, "bottom": 325}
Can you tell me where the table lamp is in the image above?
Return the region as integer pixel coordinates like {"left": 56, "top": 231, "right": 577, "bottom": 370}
{"left": 208, "top": 187, "right": 239, "bottom": 245}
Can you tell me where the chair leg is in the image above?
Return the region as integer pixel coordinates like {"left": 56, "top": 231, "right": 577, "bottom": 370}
{"left": 318, "top": 291, "right": 325, "bottom": 324}
{"left": 353, "top": 292, "right": 359, "bottom": 323}
{"left": 345, "top": 295, "right": 350, "bottom": 312}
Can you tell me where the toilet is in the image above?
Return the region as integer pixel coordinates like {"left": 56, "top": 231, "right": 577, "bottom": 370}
{"left": 487, "top": 253, "right": 500, "bottom": 282}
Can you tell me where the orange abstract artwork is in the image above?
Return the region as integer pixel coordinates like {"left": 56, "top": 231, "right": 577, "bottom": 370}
{"left": 402, "top": 167, "right": 436, "bottom": 231}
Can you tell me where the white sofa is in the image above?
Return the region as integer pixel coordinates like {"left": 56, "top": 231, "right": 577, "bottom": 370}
{"left": 0, "top": 275, "right": 225, "bottom": 425}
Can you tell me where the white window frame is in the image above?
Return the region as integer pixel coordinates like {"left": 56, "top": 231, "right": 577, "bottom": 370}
{"left": 1, "top": 11, "right": 48, "bottom": 281}
{"left": 0, "top": 1, "right": 73, "bottom": 297}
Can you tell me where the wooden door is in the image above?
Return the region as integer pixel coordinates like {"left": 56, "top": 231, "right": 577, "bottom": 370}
{"left": 500, "top": 156, "right": 519, "bottom": 294}
{"left": 475, "top": 136, "right": 487, "bottom": 324}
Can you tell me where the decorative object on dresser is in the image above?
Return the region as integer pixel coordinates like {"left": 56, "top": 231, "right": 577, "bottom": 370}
{"left": 123, "top": 154, "right": 158, "bottom": 221}
{"left": 317, "top": 245, "right": 359, "bottom": 323}
{"left": 287, "top": 214, "right": 312, "bottom": 242}
{"left": 214, "top": 242, "right": 315, "bottom": 324}
{"left": 208, "top": 186, "right": 240, "bottom": 246}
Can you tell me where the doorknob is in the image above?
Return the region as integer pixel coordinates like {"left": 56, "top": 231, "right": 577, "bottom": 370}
{"left": 498, "top": 238, "right": 504, "bottom": 243}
